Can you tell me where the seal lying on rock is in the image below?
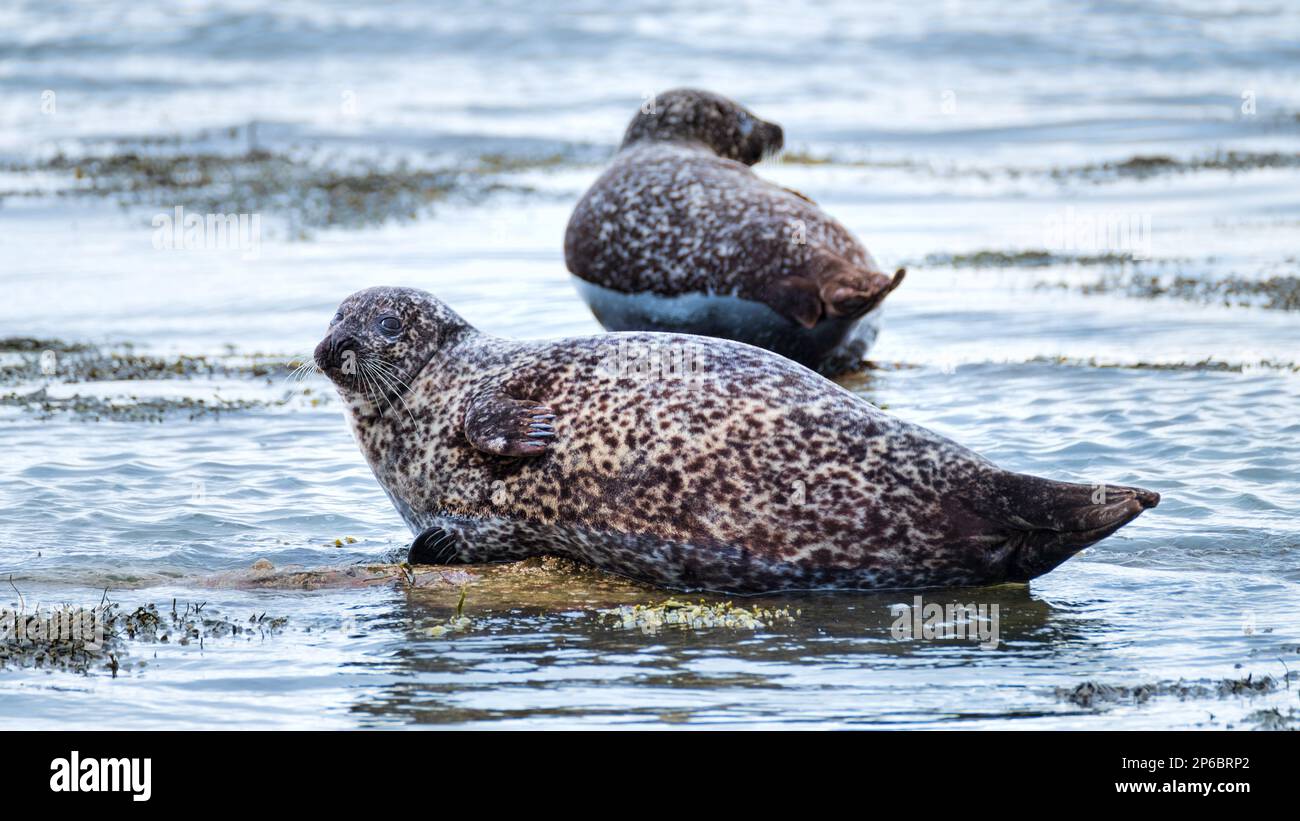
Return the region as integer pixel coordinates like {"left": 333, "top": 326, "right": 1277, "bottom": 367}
{"left": 314, "top": 286, "right": 1158, "bottom": 594}
{"left": 564, "top": 88, "right": 904, "bottom": 375}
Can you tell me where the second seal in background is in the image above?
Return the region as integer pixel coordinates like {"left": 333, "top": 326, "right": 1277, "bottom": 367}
{"left": 565, "top": 88, "right": 904, "bottom": 376}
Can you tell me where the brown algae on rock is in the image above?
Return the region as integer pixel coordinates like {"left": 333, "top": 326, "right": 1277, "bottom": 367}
{"left": 0, "top": 337, "right": 94, "bottom": 354}
{"left": 1027, "top": 355, "right": 1300, "bottom": 374}
{"left": 767, "top": 149, "right": 1300, "bottom": 182}
{"left": 1057, "top": 150, "right": 1300, "bottom": 181}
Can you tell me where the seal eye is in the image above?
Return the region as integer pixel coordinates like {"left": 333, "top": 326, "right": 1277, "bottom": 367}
{"left": 377, "top": 315, "right": 402, "bottom": 336}
{"left": 331, "top": 311, "right": 344, "bottom": 324}
{"left": 736, "top": 112, "right": 754, "bottom": 137}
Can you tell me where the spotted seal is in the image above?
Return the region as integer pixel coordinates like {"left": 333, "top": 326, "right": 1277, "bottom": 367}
{"left": 564, "top": 88, "right": 905, "bottom": 375}
{"left": 314, "top": 286, "right": 1159, "bottom": 594}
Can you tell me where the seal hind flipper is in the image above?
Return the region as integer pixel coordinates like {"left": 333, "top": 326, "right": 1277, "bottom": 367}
{"left": 802, "top": 248, "right": 905, "bottom": 321}
{"left": 765, "top": 262, "right": 905, "bottom": 330}
{"left": 763, "top": 276, "right": 824, "bottom": 329}
{"left": 821, "top": 267, "right": 906, "bottom": 320}
{"left": 982, "top": 473, "right": 1161, "bottom": 581}
{"left": 463, "top": 388, "right": 556, "bottom": 457}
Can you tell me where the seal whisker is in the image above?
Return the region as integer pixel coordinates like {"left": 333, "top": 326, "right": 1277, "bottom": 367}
{"left": 366, "top": 360, "right": 420, "bottom": 426}
{"left": 367, "top": 358, "right": 411, "bottom": 389}
{"left": 359, "top": 358, "right": 399, "bottom": 422}
{"left": 358, "top": 359, "right": 384, "bottom": 416}
{"left": 286, "top": 355, "right": 320, "bottom": 385}
{"left": 365, "top": 359, "right": 417, "bottom": 427}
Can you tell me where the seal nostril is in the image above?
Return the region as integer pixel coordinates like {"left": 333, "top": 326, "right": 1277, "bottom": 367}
{"left": 314, "top": 333, "right": 357, "bottom": 371}
{"left": 333, "top": 335, "right": 361, "bottom": 372}
{"left": 313, "top": 337, "right": 331, "bottom": 370}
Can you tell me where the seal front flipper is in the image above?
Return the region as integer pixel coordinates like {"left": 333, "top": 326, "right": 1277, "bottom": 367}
{"left": 463, "top": 387, "right": 556, "bottom": 457}
{"left": 406, "top": 515, "right": 551, "bottom": 566}
{"left": 408, "top": 525, "right": 461, "bottom": 565}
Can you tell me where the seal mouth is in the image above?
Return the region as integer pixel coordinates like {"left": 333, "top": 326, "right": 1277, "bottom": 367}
{"left": 758, "top": 122, "right": 785, "bottom": 164}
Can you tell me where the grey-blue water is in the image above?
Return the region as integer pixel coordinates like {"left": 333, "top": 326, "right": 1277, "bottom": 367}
{"left": 1, "top": 0, "right": 1298, "bottom": 728}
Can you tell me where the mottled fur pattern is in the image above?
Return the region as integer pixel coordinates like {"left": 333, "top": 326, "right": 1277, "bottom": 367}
{"left": 316, "top": 287, "right": 1158, "bottom": 594}
{"left": 565, "top": 88, "right": 904, "bottom": 373}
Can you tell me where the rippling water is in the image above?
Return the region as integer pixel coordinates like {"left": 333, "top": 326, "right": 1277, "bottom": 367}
{"left": 1, "top": 0, "right": 1298, "bottom": 729}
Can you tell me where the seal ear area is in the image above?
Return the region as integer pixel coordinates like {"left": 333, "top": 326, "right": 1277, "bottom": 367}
{"left": 463, "top": 388, "right": 557, "bottom": 458}
{"left": 977, "top": 472, "right": 1161, "bottom": 581}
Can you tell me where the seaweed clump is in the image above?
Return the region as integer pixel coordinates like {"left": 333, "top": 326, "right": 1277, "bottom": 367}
{"left": 766, "top": 149, "right": 1300, "bottom": 183}
{"left": 1058, "top": 673, "right": 1284, "bottom": 708}
{"left": 0, "top": 345, "right": 298, "bottom": 387}
{"left": 923, "top": 250, "right": 1140, "bottom": 268}
{"left": 0, "top": 337, "right": 93, "bottom": 354}
{"left": 1243, "top": 707, "right": 1298, "bottom": 731}
{"left": 599, "top": 598, "right": 797, "bottom": 634}
{"left": 2, "top": 130, "right": 581, "bottom": 233}
{"left": 1059, "top": 150, "right": 1300, "bottom": 181}
{"left": 1073, "top": 271, "right": 1300, "bottom": 312}
{"left": 422, "top": 588, "right": 473, "bottom": 638}
{"left": 1027, "top": 355, "right": 1299, "bottom": 374}
{"left": 0, "top": 343, "right": 313, "bottom": 421}
{"left": 0, "top": 387, "right": 284, "bottom": 422}
{"left": 1, "top": 593, "right": 288, "bottom": 677}
{"left": 34, "top": 149, "right": 462, "bottom": 232}
{"left": 0, "top": 603, "right": 117, "bottom": 675}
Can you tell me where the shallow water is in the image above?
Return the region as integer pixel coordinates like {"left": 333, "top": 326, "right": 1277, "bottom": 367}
{"left": 2, "top": 0, "right": 1299, "bottom": 729}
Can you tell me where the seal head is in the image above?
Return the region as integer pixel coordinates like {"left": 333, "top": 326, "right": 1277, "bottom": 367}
{"left": 621, "top": 88, "right": 784, "bottom": 165}
{"left": 313, "top": 286, "right": 468, "bottom": 417}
